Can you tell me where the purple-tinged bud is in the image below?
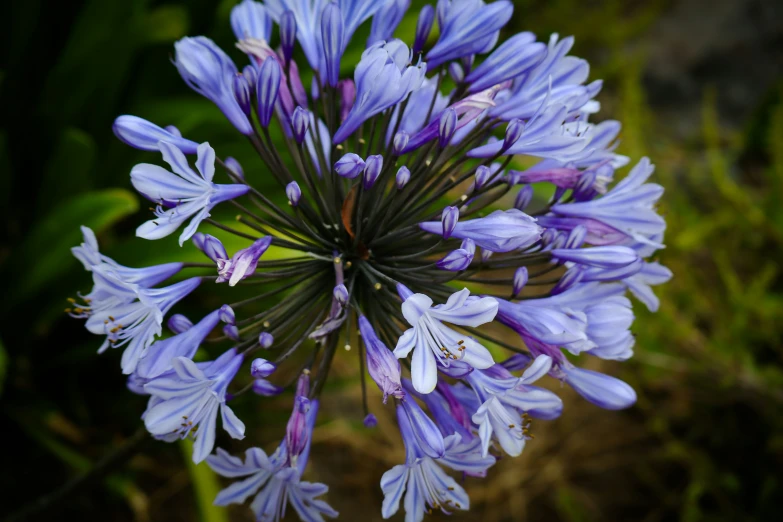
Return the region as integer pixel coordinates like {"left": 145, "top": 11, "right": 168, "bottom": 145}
{"left": 286, "top": 395, "right": 312, "bottom": 464}
{"left": 565, "top": 225, "right": 587, "bottom": 249}
{"left": 253, "top": 379, "right": 283, "bottom": 396}
{"left": 550, "top": 266, "right": 583, "bottom": 295}
{"left": 256, "top": 57, "right": 281, "bottom": 127}
{"left": 291, "top": 106, "right": 309, "bottom": 143}
{"left": 286, "top": 181, "right": 302, "bottom": 206}
{"left": 363, "top": 413, "right": 378, "bottom": 428}
{"left": 481, "top": 249, "right": 494, "bottom": 262}
{"left": 224, "top": 157, "right": 244, "bottom": 179}
{"left": 448, "top": 62, "right": 464, "bottom": 83}
{"left": 436, "top": 248, "right": 473, "bottom": 271}
{"left": 219, "top": 304, "right": 236, "bottom": 325}
{"left": 258, "top": 331, "right": 274, "bottom": 349}
{"left": 363, "top": 154, "right": 383, "bottom": 189}
{"left": 551, "top": 246, "right": 639, "bottom": 269}
{"left": 251, "top": 358, "right": 276, "bottom": 378}
{"left": 438, "top": 107, "right": 457, "bottom": 148}
{"left": 334, "top": 153, "right": 365, "bottom": 179}
{"left": 395, "top": 166, "right": 411, "bottom": 189}
{"left": 549, "top": 232, "right": 567, "bottom": 250}
{"left": 242, "top": 65, "right": 258, "bottom": 90}
{"left": 396, "top": 283, "right": 414, "bottom": 301}
{"left": 503, "top": 119, "right": 524, "bottom": 151}
{"left": 164, "top": 125, "right": 182, "bottom": 137}
{"left": 216, "top": 236, "right": 273, "bottom": 286}
{"left": 233, "top": 74, "right": 252, "bottom": 117}
{"left": 413, "top": 5, "right": 435, "bottom": 54}
{"left": 574, "top": 170, "right": 597, "bottom": 201}
{"left": 113, "top": 115, "right": 199, "bottom": 153}
{"left": 192, "top": 233, "right": 228, "bottom": 263}
{"left": 321, "top": 2, "right": 344, "bottom": 87}
{"left": 514, "top": 185, "right": 534, "bottom": 211}
{"left": 474, "top": 165, "right": 491, "bottom": 190}
{"left": 541, "top": 228, "right": 558, "bottom": 246}
{"left": 461, "top": 238, "right": 476, "bottom": 255}
{"left": 441, "top": 206, "right": 459, "bottom": 239}
{"left": 359, "top": 316, "right": 404, "bottom": 403}
{"left": 337, "top": 79, "right": 356, "bottom": 123}
{"left": 333, "top": 283, "right": 349, "bottom": 305}
{"left": 393, "top": 131, "right": 410, "bottom": 155}
{"left": 295, "top": 371, "right": 310, "bottom": 398}
{"left": 280, "top": 10, "right": 297, "bottom": 65}
{"left": 512, "top": 267, "right": 528, "bottom": 297}
{"left": 223, "top": 324, "right": 240, "bottom": 341}
{"left": 167, "top": 314, "right": 193, "bottom": 334}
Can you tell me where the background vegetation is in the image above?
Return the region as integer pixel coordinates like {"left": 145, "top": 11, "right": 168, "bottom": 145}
{"left": 1, "top": 0, "right": 782, "bottom": 520}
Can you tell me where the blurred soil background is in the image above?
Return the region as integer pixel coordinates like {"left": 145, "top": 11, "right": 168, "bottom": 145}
{"left": 1, "top": 0, "right": 782, "bottom": 520}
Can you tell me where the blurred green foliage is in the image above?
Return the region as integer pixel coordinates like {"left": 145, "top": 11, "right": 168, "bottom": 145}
{"left": 1, "top": 0, "right": 781, "bottom": 521}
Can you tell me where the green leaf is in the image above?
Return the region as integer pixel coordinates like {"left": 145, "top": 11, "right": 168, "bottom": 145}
{"left": 9, "top": 189, "right": 139, "bottom": 302}
{"left": 180, "top": 439, "right": 229, "bottom": 522}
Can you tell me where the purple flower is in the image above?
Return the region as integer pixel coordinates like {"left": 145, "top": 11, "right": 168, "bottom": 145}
{"left": 624, "top": 261, "right": 672, "bottom": 312}
{"left": 551, "top": 157, "right": 665, "bottom": 245}
{"left": 173, "top": 37, "right": 253, "bottom": 135}
{"left": 167, "top": 314, "right": 193, "bottom": 334}
{"left": 413, "top": 4, "right": 435, "bottom": 54}
{"left": 132, "top": 142, "right": 249, "bottom": 245}
{"left": 551, "top": 246, "right": 639, "bottom": 269}
{"left": 333, "top": 40, "right": 426, "bottom": 143}
{"left": 230, "top": 0, "right": 272, "bottom": 41}
{"left": 425, "top": 0, "right": 514, "bottom": 68}
{"left": 395, "top": 165, "right": 410, "bottom": 188}
{"left": 77, "top": 268, "right": 200, "bottom": 374}
{"left": 420, "top": 209, "right": 543, "bottom": 253}
{"left": 368, "top": 0, "right": 409, "bottom": 45}
{"left": 436, "top": 247, "right": 473, "bottom": 271}
{"left": 363, "top": 154, "right": 383, "bottom": 189}
{"left": 286, "top": 181, "right": 302, "bottom": 206}
{"left": 256, "top": 57, "right": 282, "bottom": 127}
{"left": 192, "top": 232, "right": 228, "bottom": 264}
{"left": 144, "top": 349, "right": 245, "bottom": 463}
{"left": 250, "top": 358, "right": 276, "bottom": 378}
{"left": 358, "top": 315, "right": 404, "bottom": 403}
{"left": 334, "top": 153, "right": 365, "bottom": 179}
{"left": 136, "top": 309, "right": 222, "bottom": 381}
{"left": 394, "top": 288, "right": 497, "bottom": 393}
{"left": 321, "top": 2, "right": 344, "bottom": 87}
{"left": 465, "top": 32, "right": 546, "bottom": 93}
{"left": 216, "top": 237, "right": 273, "bottom": 286}
{"left": 467, "top": 355, "right": 562, "bottom": 456}
{"left": 113, "top": 116, "right": 199, "bottom": 153}
{"left": 72, "top": 226, "right": 183, "bottom": 287}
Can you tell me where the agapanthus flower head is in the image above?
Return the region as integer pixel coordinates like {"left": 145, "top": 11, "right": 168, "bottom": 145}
{"left": 71, "top": 4, "right": 670, "bottom": 520}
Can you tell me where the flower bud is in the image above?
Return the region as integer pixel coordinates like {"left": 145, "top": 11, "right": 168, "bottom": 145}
{"left": 334, "top": 153, "right": 365, "bottom": 179}
{"left": 223, "top": 324, "right": 240, "bottom": 341}
{"left": 503, "top": 119, "right": 524, "bottom": 150}
{"left": 338, "top": 79, "right": 356, "bottom": 123}
{"left": 363, "top": 413, "right": 378, "bottom": 428}
{"left": 258, "top": 332, "right": 274, "bottom": 349}
{"left": 512, "top": 267, "right": 528, "bottom": 297}
{"left": 413, "top": 5, "right": 435, "bottom": 54}
{"left": 333, "top": 283, "right": 349, "bottom": 305}
{"left": 253, "top": 379, "right": 283, "bottom": 396}
{"left": 113, "top": 115, "right": 199, "bottom": 153}
{"left": 550, "top": 266, "right": 583, "bottom": 295}
{"left": 233, "top": 73, "right": 252, "bottom": 117}
{"left": 321, "top": 2, "right": 343, "bottom": 87}
{"left": 460, "top": 238, "right": 476, "bottom": 255}
{"left": 256, "top": 57, "right": 281, "bottom": 127}
{"left": 514, "top": 184, "right": 533, "bottom": 211}
{"left": 224, "top": 156, "right": 244, "bottom": 179}
{"left": 363, "top": 154, "right": 383, "bottom": 189}
{"left": 280, "top": 10, "right": 297, "bottom": 65}
{"left": 216, "top": 236, "right": 273, "bottom": 286}
{"left": 565, "top": 225, "right": 587, "bottom": 249}
{"left": 395, "top": 166, "right": 411, "bottom": 189}
{"left": 251, "top": 358, "right": 276, "bottom": 378}
{"left": 436, "top": 248, "right": 473, "bottom": 271}
{"left": 242, "top": 65, "right": 258, "bottom": 90}
{"left": 392, "top": 131, "right": 410, "bottom": 155}
{"left": 167, "top": 314, "right": 193, "bottom": 334}
{"left": 219, "top": 304, "right": 236, "bottom": 325}
{"left": 448, "top": 62, "right": 464, "bottom": 83}
{"left": 292, "top": 106, "right": 310, "bottom": 143}
{"left": 286, "top": 181, "right": 302, "bottom": 206}
{"left": 438, "top": 107, "right": 457, "bottom": 148}
{"left": 474, "top": 165, "right": 491, "bottom": 190}
{"left": 192, "top": 233, "right": 228, "bottom": 263}
{"left": 441, "top": 206, "right": 459, "bottom": 239}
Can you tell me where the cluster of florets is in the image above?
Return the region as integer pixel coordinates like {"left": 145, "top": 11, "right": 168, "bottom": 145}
{"left": 70, "top": 0, "right": 671, "bottom": 520}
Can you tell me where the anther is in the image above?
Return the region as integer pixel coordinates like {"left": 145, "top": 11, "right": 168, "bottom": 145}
{"left": 303, "top": 369, "right": 311, "bottom": 375}
{"left": 344, "top": 344, "right": 351, "bottom": 351}
{"left": 334, "top": 257, "right": 342, "bottom": 264}
{"left": 374, "top": 283, "right": 381, "bottom": 290}
{"left": 263, "top": 321, "right": 270, "bottom": 328}
{"left": 345, "top": 261, "right": 352, "bottom": 268}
